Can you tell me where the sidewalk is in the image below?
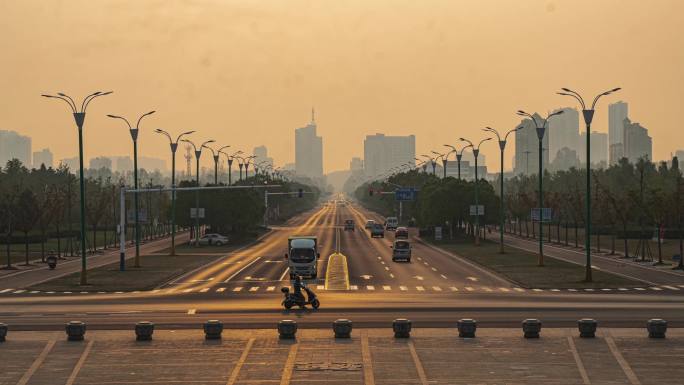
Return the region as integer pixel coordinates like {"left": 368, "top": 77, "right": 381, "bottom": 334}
{"left": 1, "top": 327, "right": 682, "bottom": 384}
{"left": 502, "top": 232, "right": 684, "bottom": 286}
{"left": 0, "top": 232, "right": 188, "bottom": 289}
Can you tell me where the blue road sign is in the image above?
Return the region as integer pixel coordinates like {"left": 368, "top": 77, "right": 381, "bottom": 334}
{"left": 395, "top": 188, "right": 417, "bottom": 201}
{"left": 531, "top": 208, "right": 553, "bottom": 222}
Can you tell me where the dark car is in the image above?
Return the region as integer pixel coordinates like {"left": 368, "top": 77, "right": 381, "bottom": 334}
{"left": 370, "top": 223, "right": 385, "bottom": 238}
{"left": 344, "top": 219, "right": 355, "bottom": 231}
{"left": 395, "top": 227, "right": 409, "bottom": 239}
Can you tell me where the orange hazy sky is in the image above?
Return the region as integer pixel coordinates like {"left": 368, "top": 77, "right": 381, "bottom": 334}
{"left": 1, "top": 0, "right": 683, "bottom": 173}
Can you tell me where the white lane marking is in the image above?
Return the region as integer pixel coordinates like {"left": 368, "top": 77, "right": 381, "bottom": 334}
{"left": 152, "top": 289, "right": 161, "bottom": 293}
{"left": 361, "top": 275, "right": 373, "bottom": 280}
{"left": 601, "top": 288, "right": 612, "bottom": 291}
{"left": 0, "top": 289, "right": 14, "bottom": 293}
{"left": 499, "top": 287, "right": 510, "bottom": 292}
{"left": 678, "top": 285, "right": 684, "bottom": 288}
{"left": 384, "top": 267, "right": 390, "bottom": 271}
{"left": 440, "top": 274, "right": 447, "bottom": 279}
{"left": 64, "top": 291, "right": 73, "bottom": 294}
{"left": 533, "top": 288, "right": 543, "bottom": 292}
{"left": 618, "top": 288, "right": 629, "bottom": 291}
{"left": 183, "top": 288, "right": 193, "bottom": 293}
{"left": 383, "top": 285, "right": 392, "bottom": 291}
{"left": 467, "top": 276, "right": 478, "bottom": 282}
{"left": 482, "top": 287, "right": 493, "bottom": 292}
{"left": 514, "top": 288, "right": 525, "bottom": 292}
{"left": 423, "top": 262, "right": 429, "bottom": 266}
{"left": 13, "top": 289, "right": 26, "bottom": 294}
{"left": 413, "top": 276, "right": 424, "bottom": 281}
{"left": 431, "top": 267, "right": 437, "bottom": 272}
{"left": 316, "top": 285, "right": 325, "bottom": 290}
{"left": 567, "top": 288, "right": 578, "bottom": 292}
{"left": 224, "top": 256, "right": 262, "bottom": 283}
{"left": 377, "top": 257, "right": 382, "bottom": 260}
{"left": 380, "top": 261, "right": 385, "bottom": 265}
{"left": 416, "top": 286, "right": 425, "bottom": 291}
{"left": 267, "top": 286, "right": 276, "bottom": 291}
{"left": 399, "top": 286, "right": 408, "bottom": 291}
{"left": 29, "top": 290, "right": 39, "bottom": 294}
{"left": 417, "top": 257, "right": 422, "bottom": 261}
{"left": 199, "top": 288, "right": 210, "bottom": 293}
{"left": 551, "top": 289, "right": 561, "bottom": 292}
{"left": 584, "top": 288, "right": 594, "bottom": 292}
{"left": 432, "top": 286, "right": 442, "bottom": 291}
{"left": 46, "top": 291, "right": 55, "bottom": 294}
{"left": 278, "top": 267, "right": 290, "bottom": 281}
{"left": 389, "top": 273, "right": 395, "bottom": 278}
{"left": 187, "top": 309, "right": 196, "bottom": 315}
{"left": 634, "top": 287, "right": 645, "bottom": 291}
{"left": 450, "top": 287, "right": 459, "bottom": 291}
{"left": 249, "top": 287, "right": 259, "bottom": 292}
{"left": 216, "top": 287, "right": 226, "bottom": 292}
{"left": 650, "top": 287, "right": 663, "bottom": 291}
{"left": 351, "top": 285, "right": 358, "bottom": 290}
{"left": 465, "top": 287, "right": 474, "bottom": 291}
{"left": 663, "top": 285, "right": 680, "bottom": 291}
{"left": 367, "top": 285, "right": 375, "bottom": 290}
{"left": 233, "top": 287, "right": 243, "bottom": 292}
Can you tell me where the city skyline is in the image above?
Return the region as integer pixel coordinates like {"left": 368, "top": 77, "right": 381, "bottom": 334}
{"left": 1, "top": 1, "right": 683, "bottom": 173}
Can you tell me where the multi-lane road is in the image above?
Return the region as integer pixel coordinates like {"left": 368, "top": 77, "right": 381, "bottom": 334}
{"left": 1, "top": 198, "right": 683, "bottom": 329}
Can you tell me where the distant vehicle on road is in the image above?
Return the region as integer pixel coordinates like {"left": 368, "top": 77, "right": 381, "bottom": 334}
{"left": 385, "top": 217, "right": 398, "bottom": 231}
{"left": 370, "top": 223, "right": 385, "bottom": 238}
{"left": 395, "top": 227, "right": 409, "bottom": 239}
{"left": 285, "top": 236, "right": 320, "bottom": 279}
{"left": 365, "top": 220, "right": 376, "bottom": 229}
{"left": 391, "top": 240, "right": 412, "bottom": 262}
{"left": 190, "top": 233, "right": 229, "bottom": 246}
{"left": 344, "top": 219, "right": 355, "bottom": 231}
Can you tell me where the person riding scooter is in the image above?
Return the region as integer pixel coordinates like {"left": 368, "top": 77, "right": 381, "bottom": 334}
{"left": 282, "top": 275, "right": 320, "bottom": 309}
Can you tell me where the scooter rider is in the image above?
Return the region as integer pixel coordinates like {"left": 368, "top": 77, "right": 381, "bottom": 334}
{"left": 292, "top": 275, "right": 316, "bottom": 303}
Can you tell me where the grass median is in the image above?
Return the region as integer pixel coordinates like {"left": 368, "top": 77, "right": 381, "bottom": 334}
{"left": 426, "top": 237, "right": 641, "bottom": 289}
{"left": 30, "top": 234, "right": 264, "bottom": 292}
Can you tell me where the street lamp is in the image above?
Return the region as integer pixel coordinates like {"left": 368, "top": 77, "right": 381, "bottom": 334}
{"left": 155, "top": 129, "right": 194, "bottom": 257}
{"left": 202, "top": 144, "right": 230, "bottom": 185}
{"left": 558, "top": 87, "right": 621, "bottom": 280}
{"left": 516, "top": 109, "right": 564, "bottom": 266}
{"left": 444, "top": 144, "right": 472, "bottom": 180}
{"left": 182, "top": 138, "right": 214, "bottom": 246}
{"left": 432, "top": 151, "right": 448, "bottom": 178}
{"left": 459, "top": 137, "right": 491, "bottom": 246}
{"left": 42, "top": 91, "right": 112, "bottom": 285}
{"left": 107, "top": 111, "right": 155, "bottom": 268}
{"left": 243, "top": 156, "right": 256, "bottom": 179}
{"left": 221, "top": 150, "right": 242, "bottom": 185}
{"left": 483, "top": 126, "right": 521, "bottom": 253}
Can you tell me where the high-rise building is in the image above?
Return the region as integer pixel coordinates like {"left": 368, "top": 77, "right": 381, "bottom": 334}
{"left": 608, "top": 101, "right": 628, "bottom": 164}
{"left": 60, "top": 157, "right": 80, "bottom": 171}
{"left": 32, "top": 148, "right": 53, "bottom": 168}
{"left": 295, "top": 109, "right": 323, "bottom": 179}
{"left": 623, "top": 118, "right": 652, "bottom": 163}
{"left": 548, "top": 107, "right": 580, "bottom": 168}
{"left": 0, "top": 130, "right": 32, "bottom": 167}
{"left": 114, "top": 156, "right": 133, "bottom": 173}
{"left": 363, "top": 133, "right": 416, "bottom": 178}
{"left": 139, "top": 156, "right": 166, "bottom": 172}
{"left": 513, "top": 114, "right": 549, "bottom": 176}
{"left": 253, "top": 145, "right": 274, "bottom": 168}
{"left": 349, "top": 157, "right": 364, "bottom": 172}
{"left": 89, "top": 156, "right": 112, "bottom": 170}
{"left": 578, "top": 131, "right": 608, "bottom": 168}
{"left": 550, "top": 147, "right": 580, "bottom": 171}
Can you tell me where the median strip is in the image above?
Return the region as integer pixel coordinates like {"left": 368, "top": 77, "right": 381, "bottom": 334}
{"left": 324, "top": 253, "right": 350, "bottom": 290}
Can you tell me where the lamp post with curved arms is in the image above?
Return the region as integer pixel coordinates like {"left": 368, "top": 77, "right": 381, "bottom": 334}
{"left": 42, "top": 91, "right": 112, "bottom": 284}
{"left": 483, "top": 126, "right": 521, "bottom": 254}
{"left": 516, "top": 109, "right": 565, "bottom": 266}
{"left": 221, "top": 150, "right": 242, "bottom": 185}
{"left": 558, "top": 87, "right": 621, "bottom": 280}
{"left": 432, "top": 151, "right": 448, "bottom": 178}
{"left": 107, "top": 111, "right": 155, "bottom": 268}
{"left": 182, "top": 139, "right": 214, "bottom": 246}
{"left": 459, "top": 137, "right": 491, "bottom": 246}
{"left": 243, "top": 156, "right": 256, "bottom": 179}
{"left": 202, "top": 144, "right": 230, "bottom": 185}
{"left": 154, "top": 129, "right": 194, "bottom": 257}
{"left": 444, "top": 144, "right": 472, "bottom": 180}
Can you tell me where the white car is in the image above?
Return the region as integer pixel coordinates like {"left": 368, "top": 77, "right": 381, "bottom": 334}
{"left": 191, "top": 233, "right": 229, "bottom": 246}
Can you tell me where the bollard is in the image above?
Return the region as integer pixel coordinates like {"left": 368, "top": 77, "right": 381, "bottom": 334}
{"left": 522, "top": 319, "right": 542, "bottom": 338}
{"left": 65, "top": 321, "right": 86, "bottom": 341}
{"left": 578, "top": 318, "right": 597, "bottom": 338}
{"left": 204, "top": 320, "right": 224, "bottom": 340}
{"left": 457, "top": 319, "right": 477, "bottom": 338}
{"left": 135, "top": 321, "right": 154, "bottom": 341}
{"left": 392, "top": 319, "right": 412, "bottom": 338}
{"left": 333, "top": 319, "right": 353, "bottom": 338}
{"left": 647, "top": 319, "right": 667, "bottom": 338}
{"left": 0, "top": 323, "right": 7, "bottom": 342}
{"left": 277, "top": 320, "right": 298, "bottom": 339}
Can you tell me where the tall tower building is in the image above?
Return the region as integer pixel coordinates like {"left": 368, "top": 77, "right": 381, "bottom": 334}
{"left": 295, "top": 108, "right": 323, "bottom": 179}
{"left": 548, "top": 107, "right": 580, "bottom": 169}
{"left": 33, "top": 148, "right": 53, "bottom": 168}
{"left": 608, "top": 101, "right": 628, "bottom": 164}
{"left": 363, "top": 133, "right": 415, "bottom": 178}
{"left": 0, "top": 130, "right": 32, "bottom": 167}
{"left": 623, "top": 118, "right": 652, "bottom": 163}
{"left": 253, "top": 145, "right": 273, "bottom": 168}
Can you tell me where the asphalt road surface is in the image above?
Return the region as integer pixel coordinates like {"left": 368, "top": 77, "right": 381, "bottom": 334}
{"left": 1, "top": 197, "right": 683, "bottom": 330}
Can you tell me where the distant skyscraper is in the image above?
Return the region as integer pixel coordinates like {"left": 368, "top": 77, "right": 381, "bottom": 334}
{"left": 623, "top": 118, "right": 652, "bottom": 163}
{"left": 114, "top": 156, "right": 133, "bottom": 173}
{"left": 513, "top": 114, "right": 548, "bottom": 176}
{"left": 60, "top": 157, "right": 80, "bottom": 171}
{"left": 295, "top": 109, "right": 323, "bottom": 179}
{"left": 608, "top": 101, "right": 628, "bottom": 164}
{"left": 139, "top": 156, "right": 166, "bottom": 172}
{"left": 253, "top": 145, "right": 274, "bottom": 168}
{"left": 548, "top": 107, "right": 580, "bottom": 168}
{"left": 32, "top": 148, "right": 53, "bottom": 168}
{"left": 578, "top": 131, "right": 609, "bottom": 168}
{"left": 349, "top": 157, "right": 364, "bottom": 172}
{"left": 89, "top": 156, "right": 112, "bottom": 170}
{"left": 363, "top": 133, "right": 415, "bottom": 178}
{"left": 0, "top": 130, "right": 31, "bottom": 167}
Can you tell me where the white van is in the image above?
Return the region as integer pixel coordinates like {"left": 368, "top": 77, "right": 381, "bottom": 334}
{"left": 385, "top": 217, "right": 398, "bottom": 231}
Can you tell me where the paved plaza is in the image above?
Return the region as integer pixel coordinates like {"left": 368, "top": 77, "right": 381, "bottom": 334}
{"left": 1, "top": 327, "right": 682, "bottom": 384}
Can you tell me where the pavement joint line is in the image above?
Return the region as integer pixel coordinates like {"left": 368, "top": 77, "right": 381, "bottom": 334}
{"left": 280, "top": 343, "right": 299, "bottom": 385}
{"left": 227, "top": 338, "right": 255, "bottom": 385}
{"left": 16, "top": 339, "right": 56, "bottom": 385}
{"left": 66, "top": 339, "right": 94, "bottom": 385}
{"left": 567, "top": 336, "right": 591, "bottom": 385}
{"left": 361, "top": 331, "right": 375, "bottom": 385}
{"left": 408, "top": 340, "right": 429, "bottom": 385}
{"left": 605, "top": 336, "right": 642, "bottom": 385}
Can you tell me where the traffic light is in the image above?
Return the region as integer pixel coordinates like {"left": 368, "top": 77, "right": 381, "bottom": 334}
{"left": 298, "top": 188, "right": 303, "bottom": 198}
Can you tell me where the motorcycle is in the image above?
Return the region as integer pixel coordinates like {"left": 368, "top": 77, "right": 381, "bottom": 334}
{"left": 281, "top": 286, "right": 320, "bottom": 309}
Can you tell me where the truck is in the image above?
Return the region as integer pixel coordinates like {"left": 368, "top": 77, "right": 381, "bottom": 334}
{"left": 285, "top": 236, "right": 320, "bottom": 279}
